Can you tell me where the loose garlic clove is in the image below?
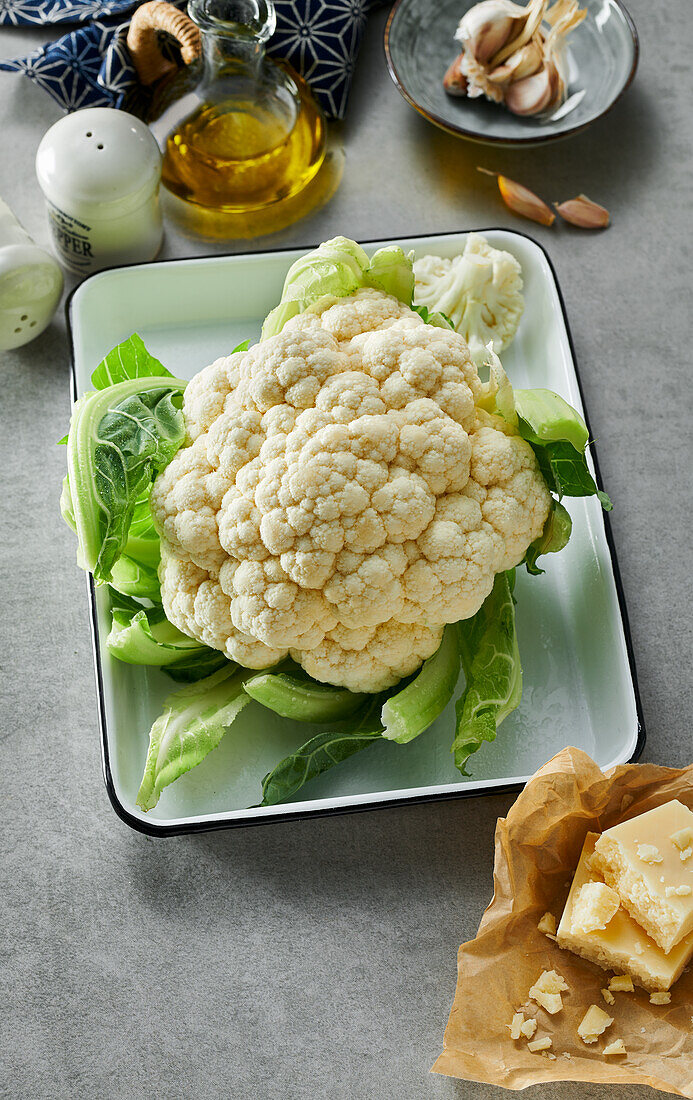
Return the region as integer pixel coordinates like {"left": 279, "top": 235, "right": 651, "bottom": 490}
{"left": 443, "top": 53, "right": 469, "bottom": 96}
{"left": 555, "top": 195, "right": 610, "bottom": 228}
{"left": 498, "top": 174, "right": 556, "bottom": 224}
{"left": 478, "top": 169, "right": 555, "bottom": 226}
{"left": 455, "top": 0, "right": 526, "bottom": 64}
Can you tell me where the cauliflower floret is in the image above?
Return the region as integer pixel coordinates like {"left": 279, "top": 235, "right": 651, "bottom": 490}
{"left": 151, "top": 288, "right": 550, "bottom": 692}
{"left": 295, "top": 620, "right": 445, "bottom": 695}
{"left": 413, "top": 234, "right": 523, "bottom": 353}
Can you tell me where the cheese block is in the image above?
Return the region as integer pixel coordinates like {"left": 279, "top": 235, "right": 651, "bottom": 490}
{"left": 557, "top": 833, "right": 693, "bottom": 991}
{"left": 592, "top": 800, "right": 693, "bottom": 953}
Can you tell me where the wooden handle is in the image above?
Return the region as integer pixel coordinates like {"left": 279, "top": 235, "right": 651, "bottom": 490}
{"left": 127, "top": 1, "right": 201, "bottom": 86}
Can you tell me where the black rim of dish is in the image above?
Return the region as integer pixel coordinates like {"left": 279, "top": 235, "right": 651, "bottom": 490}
{"left": 383, "top": 0, "right": 640, "bottom": 147}
{"left": 65, "top": 228, "right": 647, "bottom": 837}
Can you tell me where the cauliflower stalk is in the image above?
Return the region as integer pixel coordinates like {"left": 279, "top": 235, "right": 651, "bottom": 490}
{"left": 62, "top": 236, "right": 611, "bottom": 811}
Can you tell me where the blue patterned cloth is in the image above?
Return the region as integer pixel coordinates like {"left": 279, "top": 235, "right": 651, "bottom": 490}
{"left": 0, "top": 0, "right": 382, "bottom": 119}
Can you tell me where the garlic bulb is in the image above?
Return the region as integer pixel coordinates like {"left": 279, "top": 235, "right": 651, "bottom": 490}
{"left": 445, "top": 0, "right": 586, "bottom": 117}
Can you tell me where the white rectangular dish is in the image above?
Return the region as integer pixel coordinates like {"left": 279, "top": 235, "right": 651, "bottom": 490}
{"left": 67, "top": 229, "right": 644, "bottom": 835}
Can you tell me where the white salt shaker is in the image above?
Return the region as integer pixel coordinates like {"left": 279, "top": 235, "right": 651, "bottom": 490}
{"left": 0, "top": 197, "right": 64, "bottom": 351}
{"left": 36, "top": 107, "right": 163, "bottom": 276}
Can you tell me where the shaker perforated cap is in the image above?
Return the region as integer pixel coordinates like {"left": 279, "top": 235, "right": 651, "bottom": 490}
{"left": 0, "top": 197, "right": 63, "bottom": 351}
{"left": 36, "top": 107, "right": 162, "bottom": 218}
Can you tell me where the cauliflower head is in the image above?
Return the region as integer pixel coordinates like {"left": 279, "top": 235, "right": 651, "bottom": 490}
{"left": 150, "top": 288, "right": 550, "bottom": 692}
{"left": 413, "top": 233, "right": 523, "bottom": 353}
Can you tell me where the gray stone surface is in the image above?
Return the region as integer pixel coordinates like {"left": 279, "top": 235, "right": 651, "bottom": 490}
{"left": 1, "top": 3, "right": 692, "bottom": 1098}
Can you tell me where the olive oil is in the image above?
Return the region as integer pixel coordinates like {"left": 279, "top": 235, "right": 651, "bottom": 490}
{"left": 162, "top": 86, "right": 325, "bottom": 212}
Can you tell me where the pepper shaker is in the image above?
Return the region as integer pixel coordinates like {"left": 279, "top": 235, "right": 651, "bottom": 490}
{"left": 36, "top": 107, "right": 164, "bottom": 277}
{"left": 0, "top": 197, "right": 64, "bottom": 351}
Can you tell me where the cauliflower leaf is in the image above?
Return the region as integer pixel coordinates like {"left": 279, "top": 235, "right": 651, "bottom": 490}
{"left": 244, "top": 666, "right": 368, "bottom": 723}
{"left": 259, "top": 696, "right": 386, "bottom": 807}
{"left": 67, "top": 380, "right": 186, "bottom": 582}
{"left": 136, "top": 665, "right": 251, "bottom": 811}
{"left": 261, "top": 236, "right": 415, "bottom": 339}
{"left": 109, "top": 550, "right": 162, "bottom": 601}
{"left": 381, "top": 624, "right": 461, "bottom": 744}
{"left": 513, "top": 388, "right": 613, "bottom": 512}
{"left": 514, "top": 388, "right": 589, "bottom": 453}
{"left": 63, "top": 335, "right": 255, "bottom": 592}
{"left": 533, "top": 441, "right": 613, "bottom": 508}
{"left": 106, "top": 590, "right": 228, "bottom": 681}
{"left": 90, "top": 332, "right": 174, "bottom": 389}
{"left": 365, "top": 244, "right": 415, "bottom": 304}
{"left": 453, "top": 570, "right": 522, "bottom": 775}
{"left": 412, "top": 304, "right": 456, "bottom": 330}
{"left": 524, "top": 499, "right": 572, "bottom": 576}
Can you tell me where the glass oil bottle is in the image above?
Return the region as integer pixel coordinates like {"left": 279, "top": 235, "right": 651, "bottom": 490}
{"left": 151, "top": 0, "right": 326, "bottom": 213}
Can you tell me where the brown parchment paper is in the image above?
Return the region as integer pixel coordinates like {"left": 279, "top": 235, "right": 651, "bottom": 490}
{"left": 433, "top": 746, "right": 693, "bottom": 1096}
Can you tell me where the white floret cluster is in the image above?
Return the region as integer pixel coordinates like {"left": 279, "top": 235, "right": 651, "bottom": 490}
{"left": 150, "top": 289, "right": 550, "bottom": 691}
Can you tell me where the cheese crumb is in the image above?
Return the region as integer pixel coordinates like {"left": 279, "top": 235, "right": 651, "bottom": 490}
{"left": 527, "top": 1037, "right": 552, "bottom": 1053}
{"left": 570, "top": 882, "right": 620, "bottom": 934}
{"left": 680, "top": 847, "right": 693, "bottom": 862}
{"left": 650, "top": 991, "right": 671, "bottom": 1005}
{"left": 537, "top": 912, "right": 557, "bottom": 936}
{"left": 543, "top": 1051, "right": 556, "bottom": 1060}
{"left": 665, "top": 884, "right": 692, "bottom": 897}
{"left": 671, "top": 828, "right": 693, "bottom": 852}
{"left": 578, "top": 1005, "right": 613, "bottom": 1044}
{"left": 603, "top": 1039, "right": 627, "bottom": 1056}
{"left": 528, "top": 970, "right": 568, "bottom": 1015}
{"left": 562, "top": 1052, "right": 571, "bottom": 1060}
{"left": 509, "top": 1012, "right": 525, "bottom": 1039}
{"left": 601, "top": 988, "right": 615, "bottom": 1005}
{"left": 608, "top": 974, "right": 634, "bottom": 992}
{"left": 520, "top": 1018, "right": 537, "bottom": 1040}
{"left": 637, "top": 843, "right": 663, "bottom": 864}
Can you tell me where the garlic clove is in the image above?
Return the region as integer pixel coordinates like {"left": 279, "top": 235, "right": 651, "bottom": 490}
{"left": 455, "top": 0, "right": 527, "bottom": 64}
{"left": 554, "top": 195, "right": 610, "bottom": 228}
{"left": 504, "top": 63, "right": 557, "bottom": 115}
{"left": 498, "top": 174, "right": 555, "bottom": 224}
{"left": 478, "top": 169, "right": 555, "bottom": 226}
{"left": 490, "top": 0, "right": 547, "bottom": 67}
{"left": 443, "top": 53, "right": 469, "bottom": 96}
{"left": 488, "top": 35, "right": 544, "bottom": 83}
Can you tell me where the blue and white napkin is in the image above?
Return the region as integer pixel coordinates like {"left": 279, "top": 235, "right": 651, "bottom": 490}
{"left": 0, "top": 0, "right": 382, "bottom": 119}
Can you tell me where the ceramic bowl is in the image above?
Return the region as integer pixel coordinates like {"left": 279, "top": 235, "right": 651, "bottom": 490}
{"left": 384, "top": 0, "right": 639, "bottom": 146}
